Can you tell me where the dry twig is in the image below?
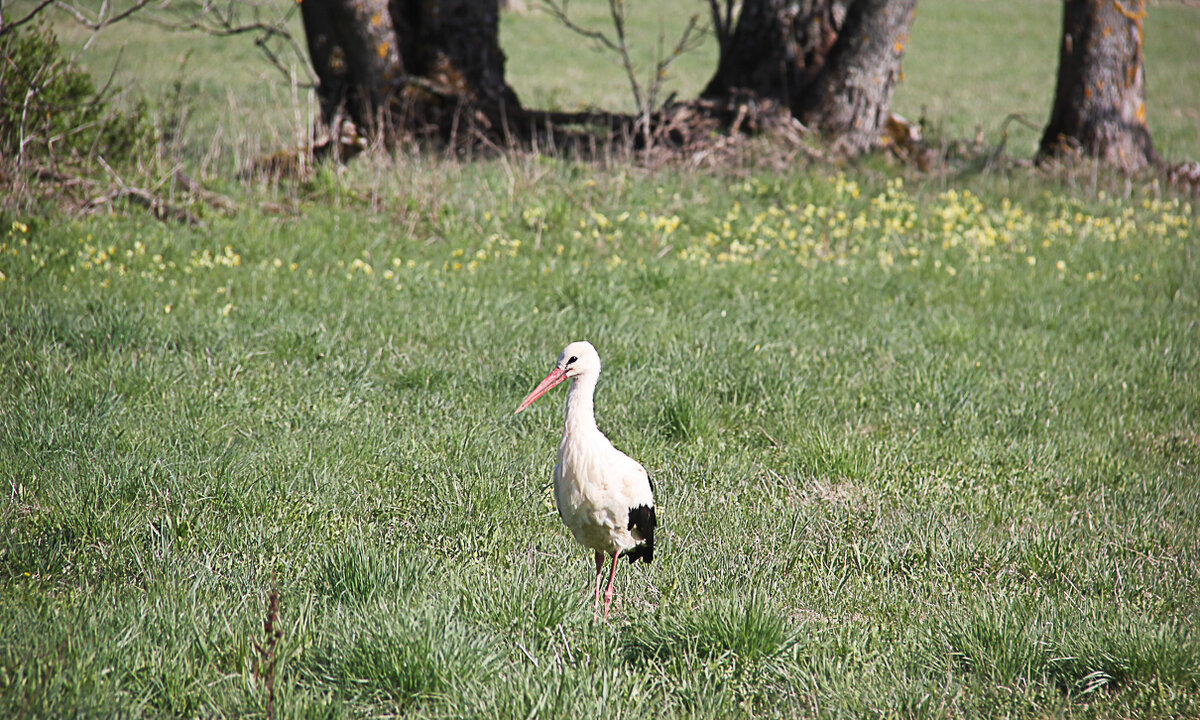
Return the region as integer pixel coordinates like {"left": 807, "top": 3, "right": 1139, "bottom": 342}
{"left": 253, "top": 588, "right": 283, "bottom": 720}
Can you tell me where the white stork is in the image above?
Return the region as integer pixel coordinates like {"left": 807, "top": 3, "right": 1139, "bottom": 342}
{"left": 515, "top": 341, "right": 656, "bottom": 619}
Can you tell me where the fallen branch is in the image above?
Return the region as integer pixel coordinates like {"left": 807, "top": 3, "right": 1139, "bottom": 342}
{"left": 173, "top": 169, "right": 236, "bottom": 213}
{"left": 83, "top": 185, "right": 202, "bottom": 225}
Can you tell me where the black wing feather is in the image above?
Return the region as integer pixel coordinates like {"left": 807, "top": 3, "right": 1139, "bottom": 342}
{"left": 622, "top": 503, "right": 657, "bottom": 564}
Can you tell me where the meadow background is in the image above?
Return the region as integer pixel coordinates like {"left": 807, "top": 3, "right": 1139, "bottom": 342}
{"left": 2, "top": 1, "right": 1198, "bottom": 718}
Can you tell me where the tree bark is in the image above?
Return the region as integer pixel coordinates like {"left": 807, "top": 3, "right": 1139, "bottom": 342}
{"left": 701, "top": 0, "right": 841, "bottom": 107}
{"left": 702, "top": 0, "right": 917, "bottom": 156}
{"left": 795, "top": 0, "right": 917, "bottom": 155}
{"left": 298, "top": 0, "right": 921, "bottom": 156}
{"left": 1038, "top": 0, "right": 1157, "bottom": 170}
{"left": 300, "top": 0, "right": 403, "bottom": 132}
{"left": 299, "top": 0, "right": 520, "bottom": 143}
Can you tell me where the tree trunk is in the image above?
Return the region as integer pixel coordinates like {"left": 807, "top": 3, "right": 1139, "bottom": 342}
{"left": 701, "top": 0, "right": 841, "bottom": 107}
{"left": 300, "top": 0, "right": 402, "bottom": 132}
{"left": 299, "top": 0, "right": 521, "bottom": 143}
{"left": 702, "top": 0, "right": 916, "bottom": 156}
{"left": 795, "top": 0, "right": 917, "bottom": 155}
{"left": 1038, "top": 0, "right": 1157, "bottom": 170}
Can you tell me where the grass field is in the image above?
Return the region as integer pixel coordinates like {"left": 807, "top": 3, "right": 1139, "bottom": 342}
{"left": 3, "top": 1, "right": 1200, "bottom": 718}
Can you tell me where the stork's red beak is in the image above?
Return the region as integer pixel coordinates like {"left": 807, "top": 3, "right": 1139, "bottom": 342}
{"left": 515, "top": 367, "right": 567, "bottom": 414}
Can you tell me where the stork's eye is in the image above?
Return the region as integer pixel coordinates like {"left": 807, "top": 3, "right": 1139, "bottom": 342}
{"left": 568, "top": 356, "right": 578, "bottom": 364}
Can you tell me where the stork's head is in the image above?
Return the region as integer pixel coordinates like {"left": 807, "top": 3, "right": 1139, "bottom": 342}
{"left": 514, "top": 340, "right": 600, "bottom": 414}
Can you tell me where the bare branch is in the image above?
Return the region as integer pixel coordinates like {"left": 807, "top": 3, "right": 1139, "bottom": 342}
{"left": 646, "top": 13, "right": 702, "bottom": 112}
{"left": 50, "top": 0, "right": 155, "bottom": 31}
{"left": 607, "top": 0, "right": 643, "bottom": 113}
{"left": 0, "top": 0, "right": 58, "bottom": 39}
{"left": 540, "top": 0, "right": 711, "bottom": 151}
{"left": 142, "top": 0, "right": 314, "bottom": 86}
{"left": 540, "top": 0, "right": 621, "bottom": 52}
{"left": 541, "top": 0, "right": 643, "bottom": 120}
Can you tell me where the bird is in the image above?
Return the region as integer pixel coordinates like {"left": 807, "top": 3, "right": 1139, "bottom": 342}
{"left": 515, "top": 341, "right": 656, "bottom": 620}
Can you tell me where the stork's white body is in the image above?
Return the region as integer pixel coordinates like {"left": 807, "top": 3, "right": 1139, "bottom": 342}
{"left": 554, "top": 378, "right": 653, "bottom": 556}
{"left": 516, "top": 341, "right": 657, "bottom": 618}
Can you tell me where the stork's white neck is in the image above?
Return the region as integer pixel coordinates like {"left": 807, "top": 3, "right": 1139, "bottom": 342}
{"left": 563, "top": 372, "right": 599, "bottom": 437}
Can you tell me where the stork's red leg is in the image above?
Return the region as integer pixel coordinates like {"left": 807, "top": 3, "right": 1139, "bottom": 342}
{"left": 602, "top": 551, "right": 620, "bottom": 619}
{"left": 593, "top": 550, "right": 605, "bottom": 616}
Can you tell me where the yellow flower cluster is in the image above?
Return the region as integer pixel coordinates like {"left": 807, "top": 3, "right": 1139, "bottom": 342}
{"left": 441, "top": 233, "right": 522, "bottom": 274}
{"left": 680, "top": 178, "right": 918, "bottom": 268}
{"left": 571, "top": 208, "right": 684, "bottom": 250}
{"left": 674, "top": 177, "right": 1191, "bottom": 277}
{"left": 0, "top": 176, "right": 1193, "bottom": 295}
{"left": 0, "top": 216, "right": 260, "bottom": 296}
{"left": 190, "top": 245, "right": 242, "bottom": 270}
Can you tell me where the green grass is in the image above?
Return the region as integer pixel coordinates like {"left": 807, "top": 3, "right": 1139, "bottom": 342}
{"left": 3, "top": 1, "right": 1200, "bottom": 718}
{"left": 2, "top": 159, "right": 1197, "bottom": 717}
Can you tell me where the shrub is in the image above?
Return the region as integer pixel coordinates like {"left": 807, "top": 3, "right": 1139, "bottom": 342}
{"left": 0, "top": 19, "right": 152, "bottom": 167}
